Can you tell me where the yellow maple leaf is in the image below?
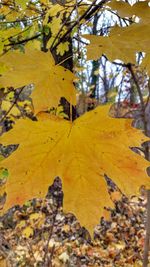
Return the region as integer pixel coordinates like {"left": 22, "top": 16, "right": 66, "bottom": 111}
{"left": 106, "top": 0, "right": 150, "bottom": 23}
{"left": 0, "top": 49, "right": 76, "bottom": 114}
{"left": 84, "top": 23, "right": 150, "bottom": 63}
{"left": 56, "top": 41, "right": 70, "bottom": 56}
{"left": 0, "top": 105, "right": 149, "bottom": 233}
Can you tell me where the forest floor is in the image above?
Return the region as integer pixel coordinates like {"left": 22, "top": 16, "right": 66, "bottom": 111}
{"left": 0, "top": 177, "right": 148, "bottom": 267}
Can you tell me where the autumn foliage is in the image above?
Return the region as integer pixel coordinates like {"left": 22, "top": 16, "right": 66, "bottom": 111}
{"left": 0, "top": 0, "right": 150, "bottom": 236}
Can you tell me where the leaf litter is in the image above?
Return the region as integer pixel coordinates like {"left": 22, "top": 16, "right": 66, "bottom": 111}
{"left": 0, "top": 176, "right": 149, "bottom": 267}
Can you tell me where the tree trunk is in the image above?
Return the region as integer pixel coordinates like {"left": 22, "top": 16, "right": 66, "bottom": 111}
{"left": 51, "top": 29, "right": 76, "bottom": 120}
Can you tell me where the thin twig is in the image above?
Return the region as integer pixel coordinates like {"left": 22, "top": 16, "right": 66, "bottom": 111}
{"left": 0, "top": 15, "right": 42, "bottom": 24}
{"left": 2, "top": 25, "right": 33, "bottom": 43}
{"left": 47, "top": 244, "right": 55, "bottom": 267}
{"left": 56, "top": 55, "right": 73, "bottom": 66}
{"left": 43, "top": 207, "right": 58, "bottom": 267}
{"left": 5, "top": 33, "right": 41, "bottom": 47}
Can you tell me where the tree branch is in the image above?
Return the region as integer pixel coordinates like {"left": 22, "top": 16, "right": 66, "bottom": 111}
{"left": 51, "top": 0, "right": 108, "bottom": 51}
{"left": 5, "top": 33, "right": 41, "bottom": 47}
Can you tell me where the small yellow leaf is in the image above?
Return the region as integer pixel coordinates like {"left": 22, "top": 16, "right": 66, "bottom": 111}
{"left": 5, "top": 92, "right": 14, "bottom": 101}
{"left": 59, "top": 252, "right": 69, "bottom": 263}
{"left": 15, "top": 0, "right": 28, "bottom": 9}
{"left": 29, "top": 212, "right": 41, "bottom": 221}
{"left": 49, "top": 16, "right": 62, "bottom": 37}
{"left": 22, "top": 226, "right": 33, "bottom": 238}
{"left": 114, "top": 241, "right": 125, "bottom": 250}
{"left": 62, "top": 224, "right": 71, "bottom": 233}
{"left": 56, "top": 42, "right": 70, "bottom": 56}
{"left": 93, "top": 69, "right": 99, "bottom": 75}
{"left": 16, "top": 219, "right": 26, "bottom": 229}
